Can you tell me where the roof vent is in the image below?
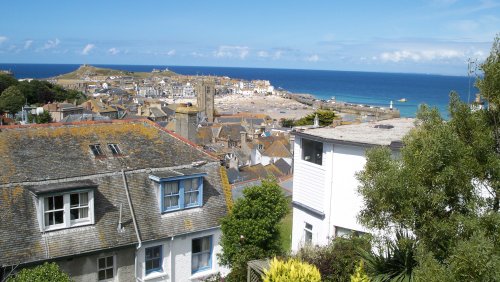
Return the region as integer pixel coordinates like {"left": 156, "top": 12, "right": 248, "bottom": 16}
{"left": 374, "top": 124, "right": 394, "bottom": 129}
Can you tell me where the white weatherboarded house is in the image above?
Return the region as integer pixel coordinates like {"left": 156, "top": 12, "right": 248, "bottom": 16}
{"left": 291, "top": 118, "right": 415, "bottom": 251}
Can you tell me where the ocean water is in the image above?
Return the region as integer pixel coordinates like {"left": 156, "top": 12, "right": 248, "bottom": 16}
{"left": 0, "top": 63, "right": 476, "bottom": 117}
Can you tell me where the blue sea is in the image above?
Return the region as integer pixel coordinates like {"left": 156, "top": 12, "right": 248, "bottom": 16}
{"left": 0, "top": 63, "right": 476, "bottom": 117}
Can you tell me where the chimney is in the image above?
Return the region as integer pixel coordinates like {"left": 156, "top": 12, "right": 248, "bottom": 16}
{"left": 240, "top": 131, "right": 247, "bottom": 147}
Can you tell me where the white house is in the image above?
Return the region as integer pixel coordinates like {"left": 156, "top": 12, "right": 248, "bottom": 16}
{"left": 291, "top": 118, "right": 414, "bottom": 251}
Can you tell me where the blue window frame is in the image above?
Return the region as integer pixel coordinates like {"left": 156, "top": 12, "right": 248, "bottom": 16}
{"left": 145, "top": 245, "right": 162, "bottom": 274}
{"left": 158, "top": 177, "right": 203, "bottom": 213}
{"left": 192, "top": 236, "right": 212, "bottom": 273}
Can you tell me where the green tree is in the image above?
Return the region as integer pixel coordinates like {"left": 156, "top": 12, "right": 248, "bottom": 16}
{"left": 263, "top": 257, "right": 321, "bottom": 282}
{"left": 7, "top": 262, "right": 71, "bottom": 282}
{"left": 295, "top": 109, "right": 336, "bottom": 126}
{"left": 279, "top": 118, "right": 295, "bottom": 128}
{"left": 0, "top": 73, "right": 18, "bottom": 94}
{"left": 28, "top": 110, "right": 53, "bottom": 124}
{"left": 356, "top": 36, "right": 500, "bottom": 281}
{"left": 0, "top": 86, "right": 26, "bottom": 114}
{"left": 219, "top": 179, "right": 289, "bottom": 282}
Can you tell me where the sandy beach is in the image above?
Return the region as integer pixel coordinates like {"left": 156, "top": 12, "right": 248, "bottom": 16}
{"left": 168, "top": 94, "right": 315, "bottom": 120}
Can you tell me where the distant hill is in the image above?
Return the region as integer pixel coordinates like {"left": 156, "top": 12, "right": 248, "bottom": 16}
{"left": 54, "top": 64, "right": 177, "bottom": 80}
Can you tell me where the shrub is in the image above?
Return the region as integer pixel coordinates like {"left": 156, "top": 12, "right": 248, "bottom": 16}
{"left": 263, "top": 257, "right": 321, "bottom": 282}
{"left": 7, "top": 262, "right": 71, "bottom": 282}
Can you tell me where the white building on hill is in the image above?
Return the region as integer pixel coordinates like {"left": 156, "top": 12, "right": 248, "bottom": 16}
{"left": 291, "top": 118, "right": 415, "bottom": 251}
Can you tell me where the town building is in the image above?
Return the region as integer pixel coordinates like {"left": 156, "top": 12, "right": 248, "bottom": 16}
{"left": 0, "top": 119, "right": 231, "bottom": 281}
{"left": 43, "top": 102, "right": 84, "bottom": 122}
{"left": 290, "top": 118, "right": 414, "bottom": 250}
{"left": 196, "top": 81, "right": 215, "bottom": 123}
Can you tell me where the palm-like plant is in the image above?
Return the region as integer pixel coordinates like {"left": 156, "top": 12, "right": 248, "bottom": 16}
{"left": 360, "top": 231, "right": 417, "bottom": 282}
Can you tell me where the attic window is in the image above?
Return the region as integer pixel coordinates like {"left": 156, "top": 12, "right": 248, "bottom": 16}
{"left": 90, "top": 144, "right": 105, "bottom": 156}
{"left": 374, "top": 124, "right": 394, "bottom": 129}
{"left": 108, "top": 144, "right": 122, "bottom": 155}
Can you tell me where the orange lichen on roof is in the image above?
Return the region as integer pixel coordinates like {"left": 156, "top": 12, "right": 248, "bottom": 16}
{"left": 219, "top": 166, "right": 233, "bottom": 211}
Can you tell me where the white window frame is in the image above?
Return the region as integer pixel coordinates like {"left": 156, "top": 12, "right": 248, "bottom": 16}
{"left": 39, "top": 190, "right": 95, "bottom": 232}
{"left": 304, "top": 222, "right": 313, "bottom": 245}
{"left": 97, "top": 255, "right": 115, "bottom": 281}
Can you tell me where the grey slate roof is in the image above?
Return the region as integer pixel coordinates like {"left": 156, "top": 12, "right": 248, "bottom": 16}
{"left": 0, "top": 119, "right": 228, "bottom": 267}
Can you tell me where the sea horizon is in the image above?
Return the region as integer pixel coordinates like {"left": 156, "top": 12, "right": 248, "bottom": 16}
{"left": 0, "top": 63, "right": 477, "bottom": 118}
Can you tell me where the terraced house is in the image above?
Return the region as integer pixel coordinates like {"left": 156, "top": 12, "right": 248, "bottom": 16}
{"left": 0, "top": 119, "right": 231, "bottom": 281}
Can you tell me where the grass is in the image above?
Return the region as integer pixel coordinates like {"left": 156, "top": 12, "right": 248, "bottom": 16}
{"left": 279, "top": 200, "right": 293, "bottom": 252}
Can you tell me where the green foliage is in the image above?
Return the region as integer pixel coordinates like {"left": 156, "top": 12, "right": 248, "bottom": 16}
{"left": 357, "top": 35, "right": 500, "bottom": 281}
{"left": 17, "top": 80, "right": 86, "bottom": 105}
{"left": 295, "top": 234, "right": 372, "bottom": 282}
{"left": 0, "top": 73, "right": 19, "bottom": 94}
{"left": 263, "top": 257, "right": 321, "bottom": 282}
{"left": 294, "top": 109, "right": 336, "bottom": 126}
{"left": 7, "top": 262, "right": 71, "bottom": 282}
{"left": 360, "top": 231, "right": 417, "bottom": 282}
{"left": 0, "top": 86, "right": 26, "bottom": 114}
{"left": 28, "top": 110, "right": 53, "bottom": 124}
{"left": 219, "top": 179, "right": 289, "bottom": 282}
{"left": 279, "top": 118, "right": 295, "bottom": 128}
{"left": 351, "top": 261, "right": 371, "bottom": 282}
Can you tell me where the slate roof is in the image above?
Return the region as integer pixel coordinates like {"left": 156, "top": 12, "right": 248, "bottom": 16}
{"left": 274, "top": 158, "right": 292, "bottom": 175}
{"left": 217, "top": 124, "right": 246, "bottom": 141}
{"left": 262, "top": 141, "right": 292, "bottom": 158}
{"left": 0, "top": 119, "right": 228, "bottom": 267}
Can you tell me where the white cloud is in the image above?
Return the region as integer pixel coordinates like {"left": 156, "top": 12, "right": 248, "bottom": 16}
{"left": 214, "top": 45, "right": 249, "bottom": 59}
{"left": 167, "top": 49, "right": 176, "bottom": 56}
{"left": 191, "top": 51, "right": 205, "bottom": 57}
{"left": 258, "top": 51, "right": 269, "bottom": 58}
{"left": 24, "top": 40, "right": 33, "bottom": 49}
{"left": 378, "top": 49, "right": 464, "bottom": 62}
{"left": 305, "top": 54, "right": 320, "bottom": 62}
{"left": 0, "top": 36, "right": 7, "bottom": 45}
{"left": 273, "top": 50, "right": 283, "bottom": 59}
{"left": 108, "top": 47, "right": 120, "bottom": 55}
{"left": 42, "top": 38, "right": 60, "bottom": 50}
{"left": 81, "top": 44, "right": 95, "bottom": 55}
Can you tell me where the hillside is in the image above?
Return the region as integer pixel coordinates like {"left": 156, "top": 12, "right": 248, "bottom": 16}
{"left": 54, "top": 64, "right": 177, "bottom": 80}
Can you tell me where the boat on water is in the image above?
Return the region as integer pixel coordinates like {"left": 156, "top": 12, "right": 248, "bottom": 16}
{"left": 398, "top": 98, "right": 407, "bottom": 102}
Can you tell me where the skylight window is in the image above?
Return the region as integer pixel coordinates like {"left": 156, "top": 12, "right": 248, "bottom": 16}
{"left": 108, "top": 143, "right": 122, "bottom": 155}
{"left": 90, "top": 144, "right": 105, "bottom": 156}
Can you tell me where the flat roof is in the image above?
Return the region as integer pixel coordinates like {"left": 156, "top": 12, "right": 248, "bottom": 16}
{"left": 26, "top": 180, "right": 97, "bottom": 195}
{"left": 293, "top": 118, "right": 415, "bottom": 146}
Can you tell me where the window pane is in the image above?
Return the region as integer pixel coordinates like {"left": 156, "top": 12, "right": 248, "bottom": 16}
{"left": 98, "top": 258, "right": 105, "bottom": 269}
{"left": 192, "top": 238, "right": 201, "bottom": 253}
{"left": 47, "top": 197, "right": 53, "bottom": 210}
{"left": 70, "top": 193, "right": 79, "bottom": 206}
{"left": 80, "top": 207, "right": 89, "bottom": 218}
{"left": 302, "top": 139, "right": 323, "bottom": 165}
{"left": 106, "top": 256, "right": 113, "bottom": 267}
{"left": 165, "top": 182, "right": 179, "bottom": 194}
{"left": 80, "top": 193, "right": 88, "bottom": 205}
{"left": 54, "top": 195, "right": 64, "bottom": 209}
{"left": 200, "top": 253, "right": 210, "bottom": 268}
{"left": 98, "top": 270, "right": 106, "bottom": 280}
{"left": 105, "top": 268, "right": 113, "bottom": 279}
{"left": 145, "top": 260, "right": 153, "bottom": 271}
{"left": 152, "top": 258, "right": 160, "bottom": 269}
{"left": 201, "top": 237, "right": 210, "bottom": 251}
{"left": 145, "top": 248, "right": 152, "bottom": 259}
{"left": 70, "top": 209, "right": 79, "bottom": 220}
{"left": 54, "top": 211, "right": 64, "bottom": 224}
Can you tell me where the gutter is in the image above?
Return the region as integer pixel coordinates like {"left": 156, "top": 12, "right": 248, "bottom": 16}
{"left": 121, "top": 169, "right": 142, "bottom": 249}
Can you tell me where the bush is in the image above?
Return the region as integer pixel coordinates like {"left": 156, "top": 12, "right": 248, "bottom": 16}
{"left": 7, "top": 262, "right": 71, "bottom": 282}
{"left": 295, "top": 234, "right": 371, "bottom": 282}
{"left": 263, "top": 257, "right": 321, "bottom": 282}
{"left": 350, "top": 261, "right": 371, "bottom": 282}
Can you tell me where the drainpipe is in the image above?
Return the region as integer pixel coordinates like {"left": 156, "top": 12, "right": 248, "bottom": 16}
{"left": 170, "top": 236, "right": 175, "bottom": 282}
{"left": 327, "top": 144, "right": 334, "bottom": 241}
{"left": 122, "top": 169, "right": 142, "bottom": 249}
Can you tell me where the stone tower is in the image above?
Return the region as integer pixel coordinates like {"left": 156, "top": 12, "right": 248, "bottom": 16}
{"left": 175, "top": 104, "right": 199, "bottom": 142}
{"left": 196, "top": 80, "right": 215, "bottom": 122}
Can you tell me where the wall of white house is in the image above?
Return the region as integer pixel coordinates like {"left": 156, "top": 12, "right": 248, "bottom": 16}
{"left": 330, "top": 144, "right": 368, "bottom": 233}
{"left": 57, "top": 247, "right": 136, "bottom": 282}
{"left": 292, "top": 136, "right": 326, "bottom": 212}
{"left": 291, "top": 136, "right": 370, "bottom": 251}
{"left": 291, "top": 207, "right": 330, "bottom": 252}
{"left": 136, "top": 228, "right": 229, "bottom": 282}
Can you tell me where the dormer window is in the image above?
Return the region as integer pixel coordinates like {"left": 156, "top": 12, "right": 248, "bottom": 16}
{"left": 28, "top": 181, "right": 96, "bottom": 232}
{"left": 149, "top": 168, "right": 206, "bottom": 213}
{"left": 108, "top": 143, "right": 122, "bottom": 155}
{"left": 90, "top": 144, "right": 105, "bottom": 157}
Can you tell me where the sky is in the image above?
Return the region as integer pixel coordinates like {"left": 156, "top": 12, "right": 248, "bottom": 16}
{"left": 0, "top": 0, "right": 498, "bottom": 75}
